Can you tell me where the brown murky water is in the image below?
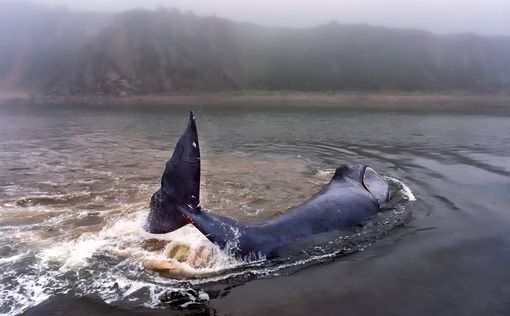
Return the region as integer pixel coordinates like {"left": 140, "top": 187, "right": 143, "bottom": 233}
{"left": 0, "top": 103, "right": 509, "bottom": 315}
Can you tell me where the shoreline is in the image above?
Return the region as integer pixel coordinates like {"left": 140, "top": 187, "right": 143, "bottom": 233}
{"left": 2, "top": 91, "right": 510, "bottom": 113}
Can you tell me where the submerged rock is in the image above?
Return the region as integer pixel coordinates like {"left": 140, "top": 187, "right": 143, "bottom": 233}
{"left": 159, "top": 288, "right": 209, "bottom": 308}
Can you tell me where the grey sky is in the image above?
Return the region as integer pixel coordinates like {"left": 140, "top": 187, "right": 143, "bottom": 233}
{"left": 31, "top": 0, "right": 510, "bottom": 35}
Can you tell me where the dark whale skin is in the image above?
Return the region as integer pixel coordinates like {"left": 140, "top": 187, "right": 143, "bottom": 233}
{"left": 146, "top": 112, "right": 387, "bottom": 259}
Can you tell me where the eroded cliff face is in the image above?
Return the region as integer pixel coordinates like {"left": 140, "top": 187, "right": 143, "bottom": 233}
{"left": 1, "top": 2, "right": 510, "bottom": 96}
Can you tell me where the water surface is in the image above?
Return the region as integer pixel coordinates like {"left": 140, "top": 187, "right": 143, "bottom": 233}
{"left": 1, "top": 103, "right": 509, "bottom": 315}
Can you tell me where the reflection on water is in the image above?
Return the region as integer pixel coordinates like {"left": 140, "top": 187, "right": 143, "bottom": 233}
{"left": 0, "top": 103, "right": 509, "bottom": 315}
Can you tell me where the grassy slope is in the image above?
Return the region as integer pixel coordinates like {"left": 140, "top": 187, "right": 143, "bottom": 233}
{"left": 1, "top": 4, "right": 510, "bottom": 95}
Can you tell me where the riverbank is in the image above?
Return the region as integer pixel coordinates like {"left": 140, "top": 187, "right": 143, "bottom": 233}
{"left": 2, "top": 91, "right": 510, "bottom": 114}
{"left": 0, "top": 88, "right": 31, "bottom": 102}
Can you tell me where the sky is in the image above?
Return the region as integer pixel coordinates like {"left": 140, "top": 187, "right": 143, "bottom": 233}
{"left": 30, "top": 0, "right": 510, "bottom": 35}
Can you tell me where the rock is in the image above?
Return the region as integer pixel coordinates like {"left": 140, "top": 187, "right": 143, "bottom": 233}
{"left": 159, "top": 289, "right": 209, "bottom": 308}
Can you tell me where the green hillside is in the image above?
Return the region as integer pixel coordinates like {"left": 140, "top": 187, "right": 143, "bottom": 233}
{"left": 1, "top": 2, "right": 509, "bottom": 95}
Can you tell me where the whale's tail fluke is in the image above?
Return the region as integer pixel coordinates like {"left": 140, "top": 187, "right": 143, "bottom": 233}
{"left": 147, "top": 111, "right": 201, "bottom": 234}
{"left": 161, "top": 111, "right": 201, "bottom": 209}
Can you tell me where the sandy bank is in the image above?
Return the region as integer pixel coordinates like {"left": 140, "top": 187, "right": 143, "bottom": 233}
{"left": 0, "top": 88, "right": 31, "bottom": 102}
{"left": 2, "top": 91, "right": 510, "bottom": 113}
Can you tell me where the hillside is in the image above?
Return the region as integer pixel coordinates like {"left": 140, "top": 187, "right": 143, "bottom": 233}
{"left": 1, "top": 2, "right": 510, "bottom": 96}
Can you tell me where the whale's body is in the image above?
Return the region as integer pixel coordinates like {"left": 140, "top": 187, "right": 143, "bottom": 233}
{"left": 147, "top": 112, "right": 390, "bottom": 259}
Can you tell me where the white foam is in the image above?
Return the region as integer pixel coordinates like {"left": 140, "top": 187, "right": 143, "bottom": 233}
{"left": 38, "top": 211, "right": 240, "bottom": 273}
{"left": 0, "top": 252, "right": 28, "bottom": 264}
{"left": 0, "top": 211, "right": 238, "bottom": 314}
{"left": 316, "top": 169, "right": 335, "bottom": 176}
{"left": 385, "top": 176, "right": 416, "bottom": 201}
{"left": 40, "top": 237, "right": 108, "bottom": 268}
{"left": 0, "top": 264, "right": 58, "bottom": 316}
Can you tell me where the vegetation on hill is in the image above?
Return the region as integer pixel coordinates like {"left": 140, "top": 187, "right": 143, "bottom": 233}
{"left": 1, "top": 2, "right": 509, "bottom": 95}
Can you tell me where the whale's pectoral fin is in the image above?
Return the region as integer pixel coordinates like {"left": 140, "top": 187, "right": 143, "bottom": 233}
{"left": 161, "top": 111, "right": 201, "bottom": 209}
{"left": 362, "top": 167, "right": 389, "bottom": 205}
{"left": 332, "top": 165, "right": 390, "bottom": 206}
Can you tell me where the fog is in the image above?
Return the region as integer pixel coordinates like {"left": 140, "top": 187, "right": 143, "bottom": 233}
{"left": 29, "top": 0, "right": 510, "bottom": 35}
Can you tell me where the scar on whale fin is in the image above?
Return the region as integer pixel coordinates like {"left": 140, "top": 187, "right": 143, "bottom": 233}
{"left": 161, "top": 111, "right": 201, "bottom": 209}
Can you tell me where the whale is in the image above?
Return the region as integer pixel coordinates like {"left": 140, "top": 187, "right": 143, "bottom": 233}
{"left": 146, "top": 112, "right": 390, "bottom": 259}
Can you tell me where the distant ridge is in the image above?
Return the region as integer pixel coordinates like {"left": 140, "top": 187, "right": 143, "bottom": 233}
{"left": 1, "top": 2, "right": 509, "bottom": 96}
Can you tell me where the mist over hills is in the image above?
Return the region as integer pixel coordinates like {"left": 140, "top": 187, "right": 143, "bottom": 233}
{"left": 1, "top": 2, "right": 510, "bottom": 96}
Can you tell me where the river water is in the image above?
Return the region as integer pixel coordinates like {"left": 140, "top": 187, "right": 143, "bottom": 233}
{"left": 0, "top": 103, "right": 509, "bottom": 315}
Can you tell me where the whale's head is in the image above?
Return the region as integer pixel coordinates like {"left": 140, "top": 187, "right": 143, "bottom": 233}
{"left": 333, "top": 165, "right": 390, "bottom": 206}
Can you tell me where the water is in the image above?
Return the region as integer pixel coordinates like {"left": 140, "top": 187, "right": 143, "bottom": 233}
{"left": 0, "top": 103, "right": 509, "bottom": 315}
